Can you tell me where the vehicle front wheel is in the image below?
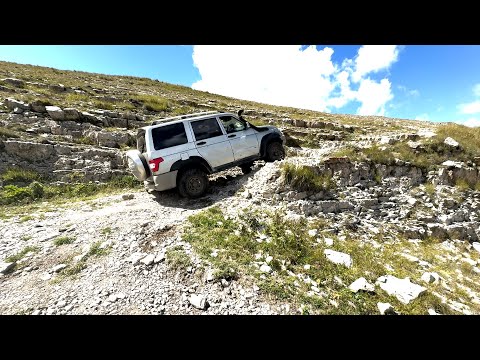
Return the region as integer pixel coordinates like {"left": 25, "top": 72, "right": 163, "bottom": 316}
{"left": 177, "top": 168, "right": 209, "bottom": 199}
{"left": 265, "top": 142, "right": 285, "bottom": 162}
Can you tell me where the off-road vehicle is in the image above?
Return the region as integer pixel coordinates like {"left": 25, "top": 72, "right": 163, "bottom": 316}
{"left": 126, "top": 110, "right": 285, "bottom": 198}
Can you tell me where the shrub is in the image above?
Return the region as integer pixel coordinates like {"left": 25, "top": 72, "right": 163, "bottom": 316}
{"left": 1, "top": 168, "right": 40, "bottom": 185}
{"left": 281, "top": 163, "right": 335, "bottom": 192}
{"left": 29, "top": 181, "right": 44, "bottom": 199}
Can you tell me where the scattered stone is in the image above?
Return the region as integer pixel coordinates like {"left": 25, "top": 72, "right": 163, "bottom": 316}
{"left": 40, "top": 273, "right": 52, "bottom": 281}
{"left": 221, "top": 279, "right": 230, "bottom": 288}
{"left": 377, "top": 302, "right": 396, "bottom": 315}
{"left": 63, "top": 108, "right": 81, "bottom": 121}
{"left": 117, "top": 292, "right": 126, "bottom": 299}
{"left": 428, "top": 308, "right": 440, "bottom": 315}
{"left": 57, "top": 300, "right": 67, "bottom": 307}
{"left": 265, "top": 256, "right": 273, "bottom": 264}
{"left": 0, "top": 262, "right": 16, "bottom": 275}
{"left": 122, "top": 194, "right": 134, "bottom": 200}
{"left": 349, "top": 277, "right": 375, "bottom": 293}
{"left": 45, "top": 106, "right": 65, "bottom": 120}
{"left": 324, "top": 238, "right": 334, "bottom": 246}
{"left": 308, "top": 229, "right": 317, "bottom": 237}
{"left": 376, "top": 275, "right": 427, "bottom": 304}
{"left": 472, "top": 242, "right": 480, "bottom": 254}
{"left": 324, "top": 249, "right": 352, "bottom": 267}
{"left": 303, "top": 264, "right": 311, "bottom": 270}
{"left": 260, "top": 264, "right": 272, "bottom": 273}
{"left": 52, "top": 264, "right": 67, "bottom": 273}
{"left": 154, "top": 253, "right": 165, "bottom": 263}
{"left": 444, "top": 137, "right": 459, "bottom": 148}
{"left": 421, "top": 272, "right": 440, "bottom": 284}
{"left": 140, "top": 254, "right": 155, "bottom": 266}
{"left": 189, "top": 294, "right": 208, "bottom": 310}
{"left": 108, "top": 294, "right": 118, "bottom": 302}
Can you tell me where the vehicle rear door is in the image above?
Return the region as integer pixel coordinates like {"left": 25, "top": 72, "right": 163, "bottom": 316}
{"left": 189, "top": 117, "right": 235, "bottom": 168}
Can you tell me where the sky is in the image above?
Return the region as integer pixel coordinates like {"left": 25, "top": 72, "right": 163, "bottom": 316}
{"left": 0, "top": 45, "right": 479, "bottom": 127}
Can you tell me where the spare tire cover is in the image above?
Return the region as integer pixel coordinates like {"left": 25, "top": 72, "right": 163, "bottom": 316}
{"left": 125, "top": 149, "right": 150, "bottom": 181}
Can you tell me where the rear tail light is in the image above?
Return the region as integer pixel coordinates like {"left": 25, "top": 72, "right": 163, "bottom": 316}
{"left": 148, "top": 157, "right": 164, "bottom": 172}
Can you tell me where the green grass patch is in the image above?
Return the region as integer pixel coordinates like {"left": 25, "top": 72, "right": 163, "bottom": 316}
{"left": 1, "top": 167, "right": 41, "bottom": 185}
{"left": 93, "top": 100, "right": 115, "bottom": 110}
{"left": 61, "top": 261, "right": 87, "bottom": 277}
{"left": 53, "top": 236, "right": 75, "bottom": 246}
{"left": 0, "top": 175, "right": 140, "bottom": 206}
{"left": 455, "top": 178, "right": 471, "bottom": 192}
{"left": 183, "top": 206, "right": 465, "bottom": 314}
{"left": 72, "top": 136, "right": 95, "bottom": 145}
{"left": 133, "top": 94, "right": 169, "bottom": 112}
{"left": 86, "top": 241, "right": 110, "bottom": 257}
{"left": 4, "top": 246, "right": 40, "bottom": 263}
{"left": 101, "top": 227, "right": 112, "bottom": 235}
{"left": 19, "top": 215, "right": 34, "bottom": 223}
{"left": 0, "top": 127, "right": 20, "bottom": 139}
{"left": 65, "top": 93, "right": 90, "bottom": 104}
{"left": 165, "top": 246, "right": 192, "bottom": 271}
{"left": 425, "top": 183, "right": 436, "bottom": 197}
{"left": 281, "top": 163, "right": 335, "bottom": 192}
{"left": 436, "top": 123, "right": 480, "bottom": 157}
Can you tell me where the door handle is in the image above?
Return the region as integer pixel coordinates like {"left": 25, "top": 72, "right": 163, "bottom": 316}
{"left": 197, "top": 141, "right": 207, "bottom": 145}
{"left": 228, "top": 134, "right": 236, "bottom": 138}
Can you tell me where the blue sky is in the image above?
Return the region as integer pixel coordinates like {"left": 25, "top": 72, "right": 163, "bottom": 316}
{"left": 0, "top": 45, "right": 479, "bottom": 126}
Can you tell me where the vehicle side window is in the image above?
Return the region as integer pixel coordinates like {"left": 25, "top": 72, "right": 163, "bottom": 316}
{"left": 219, "top": 116, "right": 246, "bottom": 133}
{"left": 151, "top": 123, "right": 188, "bottom": 150}
{"left": 191, "top": 118, "right": 223, "bottom": 141}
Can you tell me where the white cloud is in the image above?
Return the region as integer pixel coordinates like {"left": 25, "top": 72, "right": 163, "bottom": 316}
{"left": 462, "top": 118, "right": 480, "bottom": 127}
{"left": 409, "top": 89, "right": 420, "bottom": 97}
{"left": 458, "top": 100, "right": 480, "bottom": 114}
{"left": 474, "top": 83, "right": 480, "bottom": 97}
{"left": 415, "top": 113, "right": 430, "bottom": 121}
{"left": 192, "top": 45, "right": 400, "bottom": 115}
{"left": 352, "top": 45, "right": 400, "bottom": 82}
{"left": 355, "top": 78, "right": 393, "bottom": 116}
{"left": 192, "top": 45, "right": 336, "bottom": 112}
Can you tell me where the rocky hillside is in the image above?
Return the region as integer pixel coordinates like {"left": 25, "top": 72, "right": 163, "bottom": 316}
{"left": 1, "top": 61, "right": 480, "bottom": 315}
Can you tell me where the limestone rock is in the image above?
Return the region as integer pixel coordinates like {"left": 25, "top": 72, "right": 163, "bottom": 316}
{"left": 420, "top": 272, "right": 440, "bottom": 284}
{"left": 377, "top": 302, "right": 396, "bottom": 315}
{"left": 189, "top": 294, "right": 208, "bottom": 310}
{"left": 349, "top": 277, "right": 375, "bottom": 293}
{"left": 324, "top": 249, "right": 352, "bottom": 267}
{"left": 140, "top": 254, "right": 155, "bottom": 266}
{"left": 444, "top": 137, "right": 459, "bottom": 148}
{"left": 376, "top": 275, "right": 427, "bottom": 304}
{"left": 46, "top": 106, "right": 65, "bottom": 121}
{"left": 0, "top": 262, "right": 16, "bottom": 275}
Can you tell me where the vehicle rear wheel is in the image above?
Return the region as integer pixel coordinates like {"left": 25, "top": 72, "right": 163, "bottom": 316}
{"left": 240, "top": 162, "right": 254, "bottom": 174}
{"left": 177, "top": 168, "right": 209, "bottom": 199}
{"left": 265, "top": 142, "right": 285, "bottom": 162}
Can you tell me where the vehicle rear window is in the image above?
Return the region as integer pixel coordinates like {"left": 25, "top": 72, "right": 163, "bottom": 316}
{"left": 151, "top": 123, "right": 188, "bottom": 150}
{"left": 190, "top": 117, "right": 223, "bottom": 141}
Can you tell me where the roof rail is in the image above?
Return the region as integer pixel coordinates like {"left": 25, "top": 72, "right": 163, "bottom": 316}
{"left": 150, "top": 110, "right": 220, "bottom": 125}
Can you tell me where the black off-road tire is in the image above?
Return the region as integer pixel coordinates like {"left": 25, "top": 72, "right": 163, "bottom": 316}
{"left": 265, "top": 142, "right": 285, "bottom": 162}
{"left": 177, "top": 168, "right": 209, "bottom": 199}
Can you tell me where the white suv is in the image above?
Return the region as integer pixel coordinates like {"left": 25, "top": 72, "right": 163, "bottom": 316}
{"left": 125, "top": 110, "right": 286, "bottom": 198}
